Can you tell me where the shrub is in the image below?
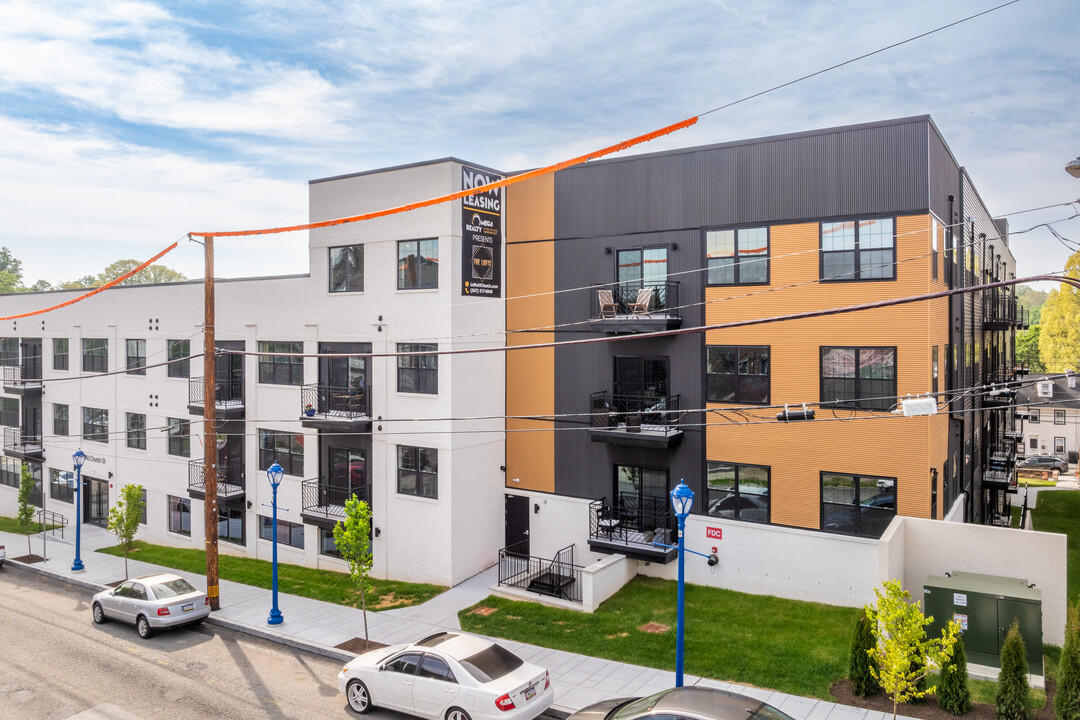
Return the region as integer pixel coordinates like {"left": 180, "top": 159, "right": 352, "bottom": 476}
{"left": 851, "top": 610, "right": 880, "bottom": 697}
{"left": 937, "top": 634, "right": 972, "bottom": 715}
{"left": 1057, "top": 601, "right": 1080, "bottom": 720}
{"left": 996, "top": 619, "right": 1031, "bottom": 720}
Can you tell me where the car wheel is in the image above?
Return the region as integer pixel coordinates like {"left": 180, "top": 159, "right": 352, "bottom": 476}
{"left": 92, "top": 602, "right": 107, "bottom": 624}
{"left": 136, "top": 615, "right": 155, "bottom": 639}
{"left": 446, "top": 707, "right": 471, "bottom": 720}
{"left": 346, "top": 679, "right": 372, "bottom": 714}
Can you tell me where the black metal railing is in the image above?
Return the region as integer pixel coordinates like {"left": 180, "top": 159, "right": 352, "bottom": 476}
{"left": 2, "top": 364, "right": 42, "bottom": 390}
{"left": 301, "top": 477, "right": 371, "bottom": 520}
{"left": 3, "top": 427, "right": 42, "bottom": 455}
{"left": 498, "top": 541, "right": 582, "bottom": 602}
{"left": 589, "top": 495, "right": 674, "bottom": 547}
{"left": 590, "top": 392, "right": 680, "bottom": 431}
{"left": 589, "top": 281, "right": 680, "bottom": 320}
{"left": 188, "top": 460, "right": 245, "bottom": 497}
{"left": 188, "top": 377, "right": 244, "bottom": 408}
{"left": 300, "top": 384, "right": 370, "bottom": 419}
{"left": 37, "top": 509, "right": 67, "bottom": 538}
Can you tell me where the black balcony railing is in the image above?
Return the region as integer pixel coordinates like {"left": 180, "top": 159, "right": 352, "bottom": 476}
{"left": 589, "top": 494, "right": 674, "bottom": 547}
{"left": 301, "top": 477, "right": 371, "bottom": 520}
{"left": 301, "top": 384, "right": 370, "bottom": 420}
{"left": 590, "top": 392, "right": 681, "bottom": 431}
{"left": 188, "top": 377, "right": 244, "bottom": 408}
{"left": 589, "top": 281, "right": 680, "bottom": 321}
{"left": 498, "top": 541, "right": 582, "bottom": 602}
{"left": 2, "top": 364, "right": 42, "bottom": 390}
{"left": 3, "top": 427, "right": 42, "bottom": 456}
{"left": 188, "top": 460, "right": 245, "bottom": 497}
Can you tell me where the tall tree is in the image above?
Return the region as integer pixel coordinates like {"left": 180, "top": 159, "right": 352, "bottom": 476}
{"left": 107, "top": 483, "right": 145, "bottom": 579}
{"left": 1040, "top": 252, "right": 1080, "bottom": 371}
{"left": 57, "top": 260, "right": 188, "bottom": 289}
{"left": 1015, "top": 284, "right": 1048, "bottom": 325}
{"left": 333, "top": 495, "right": 374, "bottom": 640}
{"left": 1016, "top": 325, "right": 1046, "bottom": 372}
{"left": 0, "top": 246, "right": 24, "bottom": 294}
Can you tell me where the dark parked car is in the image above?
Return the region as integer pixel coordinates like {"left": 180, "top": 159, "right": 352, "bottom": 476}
{"left": 565, "top": 687, "right": 794, "bottom": 720}
{"left": 1019, "top": 455, "right": 1069, "bottom": 474}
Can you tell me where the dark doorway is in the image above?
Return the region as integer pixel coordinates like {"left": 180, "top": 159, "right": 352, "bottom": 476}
{"left": 504, "top": 494, "right": 529, "bottom": 556}
{"left": 85, "top": 477, "right": 108, "bottom": 527}
{"left": 20, "top": 339, "right": 42, "bottom": 380}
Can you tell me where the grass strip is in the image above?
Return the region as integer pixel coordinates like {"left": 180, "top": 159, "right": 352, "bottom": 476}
{"left": 0, "top": 516, "right": 63, "bottom": 534}
{"left": 1023, "top": 489, "right": 1080, "bottom": 600}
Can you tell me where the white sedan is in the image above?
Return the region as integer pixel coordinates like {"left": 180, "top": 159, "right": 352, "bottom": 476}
{"left": 338, "top": 631, "right": 553, "bottom": 720}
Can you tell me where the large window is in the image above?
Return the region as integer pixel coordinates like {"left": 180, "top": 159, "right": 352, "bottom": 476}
{"left": 1029, "top": 408, "right": 1041, "bottom": 424}
{"left": 53, "top": 404, "right": 68, "bottom": 436}
{"left": 706, "top": 462, "right": 770, "bottom": 524}
{"left": 820, "top": 347, "right": 896, "bottom": 411}
{"left": 330, "top": 244, "right": 364, "bottom": 293}
{"left": 82, "top": 338, "right": 108, "bottom": 373}
{"left": 126, "top": 339, "right": 146, "bottom": 375}
{"left": 1055, "top": 410, "right": 1066, "bottom": 425}
{"left": 398, "top": 238, "right": 439, "bottom": 289}
{"left": 50, "top": 468, "right": 75, "bottom": 504}
{"left": 398, "top": 445, "right": 438, "bottom": 499}
{"left": 0, "top": 457, "right": 20, "bottom": 488}
{"left": 706, "top": 227, "right": 768, "bottom": 285}
{"left": 166, "top": 417, "right": 190, "bottom": 457}
{"left": 168, "top": 340, "right": 191, "bottom": 378}
{"left": 397, "top": 343, "right": 438, "bottom": 394}
{"left": 258, "top": 429, "right": 304, "bottom": 476}
{"left": 706, "top": 346, "right": 770, "bottom": 404}
{"left": 53, "top": 338, "right": 69, "bottom": 370}
{"left": 617, "top": 247, "right": 668, "bottom": 287}
{"left": 82, "top": 407, "right": 109, "bottom": 443}
{"left": 0, "top": 397, "right": 18, "bottom": 427}
{"left": 219, "top": 505, "right": 244, "bottom": 546}
{"left": 260, "top": 515, "right": 305, "bottom": 549}
{"left": 258, "top": 341, "right": 303, "bottom": 385}
{"left": 821, "top": 472, "right": 896, "bottom": 538}
{"left": 821, "top": 218, "right": 895, "bottom": 281}
{"left": 0, "top": 338, "right": 18, "bottom": 365}
{"left": 319, "top": 527, "right": 341, "bottom": 558}
{"left": 168, "top": 495, "right": 191, "bottom": 536}
{"left": 126, "top": 413, "right": 146, "bottom": 450}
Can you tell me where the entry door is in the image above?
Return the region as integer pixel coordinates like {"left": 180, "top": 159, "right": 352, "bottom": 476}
{"left": 215, "top": 352, "right": 243, "bottom": 400}
{"left": 85, "top": 477, "right": 109, "bottom": 526}
{"left": 21, "top": 404, "right": 40, "bottom": 439}
{"left": 329, "top": 447, "right": 366, "bottom": 505}
{"left": 504, "top": 494, "right": 529, "bottom": 556}
{"left": 616, "top": 466, "right": 669, "bottom": 530}
{"left": 20, "top": 339, "right": 41, "bottom": 379}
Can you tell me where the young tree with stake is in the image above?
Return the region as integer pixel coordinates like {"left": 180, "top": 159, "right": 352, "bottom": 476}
{"left": 333, "top": 495, "right": 374, "bottom": 640}
{"left": 107, "top": 484, "right": 145, "bottom": 579}
{"left": 16, "top": 462, "right": 36, "bottom": 557}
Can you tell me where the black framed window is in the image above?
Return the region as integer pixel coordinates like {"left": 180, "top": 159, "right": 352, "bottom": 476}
{"left": 932, "top": 346, "right": 939, "bottom": 395}
{"left": 1030, "top": 408, "right": 1041, "bottom": 423}
{"left": 617, "top": 247, "right": 668, "bottom": 286}
{"left": 1055, "top": 410, "right": 1066, "bottom": 425}
{"left": 0, "top": 457, "right": 19, "bottom": 488}
{"left": 139, "top": 488, "right": 147, "bottom": 524}
{"left": 53, "top": 404, "right": 68, "bottom": 436}
{"left": 0, "top": 338, "right": 18, "bottom": 366}
{"left": 398, "top": 239, "right": 439, "bottom": 289}
{"left": 706, "top": 346, "right": 770, "bottom": 404}
{"left": 319, "top": 527, "right": 341, "bottom": 558}
{"left": 168, "top": 340, "right": 191, "bottom": 378}
{"left": 820, "top": 347, "right": 896, "bottom": 411}
{"left": 53, "top": 338, "right": 69, "bottom": 370}
{"left": 82, "top": 407, "right": 109, "bottom": 443}
{"left": 82, "top": 338, "right": 108, "bottom": 373}
{"left": 821, "top": 472, "right": 896, "bottom": 538}
{"left": 0, "top": 397, "right": 18, "bottom": 427}
{"left": 397, "top": 343, "right": 438, "bottom": 394}
{"left": 258, "top": 341, "right": 303, "bottom": 385}
{"left": 168, "top": 495, "right": 191, "bottom": 536}
{"left": 706, "top": 462, "right": 770, "bottom": 524}
{"left": 706, "top": 227, "right": 769, "bottom": 285}
{"left": 126, "top": 339, "right": 146, "bottom": 375}
{"left": 258, "top": 429, "right": 304, "bottom": 476}
{"left": 330, "top": 245, "right": 364, "bottom": 293}
{"left": 821, "top": 218, "right": 895, "bottom": 281}
{"left": 126, "top": 413, "right": 146, "bottom": 450}
{"left": 398, "top": 445, "right": 438, "bottom": 499}
{"left": 218, "top": 504, "right": 244, "bottom": 546}
{"left": 1055, "top": 437, "right": 1067, "bottom": 455}
{"left": 166, "top": 417, "right": 190, "bottom": 457}
{"left": 50, "top": 468, "right": 75, "bottom": 504}
{"left": 260, "top": 515, "right": 305, "bottom": 549}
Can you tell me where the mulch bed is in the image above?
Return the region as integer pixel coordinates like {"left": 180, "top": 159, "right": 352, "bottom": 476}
{"left": 12, "top": 554, "right": 44, "bottom": 563}
{"left": 336, "top": 637, "right": 387, "bottom": 655}
{"left": 830, "top": 679, "right": 1055, "bottom": 720}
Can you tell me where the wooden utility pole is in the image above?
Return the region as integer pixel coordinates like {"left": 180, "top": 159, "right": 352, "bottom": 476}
{"left": 203, "top": 234, "right": 220, "bottom": 610}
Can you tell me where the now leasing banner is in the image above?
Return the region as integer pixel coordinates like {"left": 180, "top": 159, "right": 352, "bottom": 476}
{"left": 460, "top": 165, "right": 503, "bottom": 298}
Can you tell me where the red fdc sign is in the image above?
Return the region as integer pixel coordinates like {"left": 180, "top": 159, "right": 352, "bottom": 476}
{"left": 706, "top": 527, "right": 722, "bottom": 540}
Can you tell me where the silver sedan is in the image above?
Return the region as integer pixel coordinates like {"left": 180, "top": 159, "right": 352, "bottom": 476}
{"left": 91, "top": 573, "right": 211, "bottom": 639}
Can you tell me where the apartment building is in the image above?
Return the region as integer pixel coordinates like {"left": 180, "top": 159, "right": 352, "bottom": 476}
{"left": 503, "top": 115, "right": 1024, "bottom": 605}
{"left": 0, "top": 157, "right": 506, "bottom": 587}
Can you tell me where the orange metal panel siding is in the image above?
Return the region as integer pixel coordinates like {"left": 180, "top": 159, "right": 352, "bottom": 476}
{"left": 506, "top": 175, "right": 555, "bottom": 493}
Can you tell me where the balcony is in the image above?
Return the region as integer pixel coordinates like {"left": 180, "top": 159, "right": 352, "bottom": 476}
{"left": 589, "top": 392, "right": 683, "bottom": 449}
{"left": 589, "top": 282, "right": 682, "bottom": 333}
{"left": 300, "top": 384, "right": 372, "bottom": 432}
{"left": 188, "top": 377, "right": 245, "bottom": 418}
{"left": 301, "top": 477, "right": 371, "bottom": 527}
{"left": 587, "top": 495, "right": 678, "bottom": 563}
{"left": 3, "top": 427, "right": 43, "bottom": 461}
{"left": 187, "top": 460, "right": 245, "bottom": 500}
{"left": 2, "top": 364, "right": 42, "bottom": 394}
{"left": 983, "top": 293, "right": 1028, "bottom": 331}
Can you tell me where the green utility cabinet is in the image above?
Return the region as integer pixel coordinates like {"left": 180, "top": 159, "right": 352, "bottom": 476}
{"left": 924, "top": 572, "right": 1043, "bottom": 675}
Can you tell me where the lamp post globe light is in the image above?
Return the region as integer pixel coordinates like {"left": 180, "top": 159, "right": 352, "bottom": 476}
{"left": 267, "top": 462, "right": 285, "bottom": 626}
{"left": 669, "top": 480, "right": 694, "bottom": 688}
{"left": 1066, "top": 157, "right": 1080, "bottom": 179}
{"left": 71, "top": 449, "right": 86, "bottom": 572}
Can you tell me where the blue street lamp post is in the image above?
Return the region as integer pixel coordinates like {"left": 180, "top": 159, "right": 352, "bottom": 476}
{"left": 71, "top": 449, "right": 86, "bottom": 572}
{"left": 669, "top": 481, "right": 694, "bottom": 688}
{"left": 267, "top": 462, "right": 284, "bottom": 626}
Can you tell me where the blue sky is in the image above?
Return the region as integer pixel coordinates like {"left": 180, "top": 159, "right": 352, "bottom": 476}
{"left": 0, "top": 0, "right": 1077, "bottom": 286}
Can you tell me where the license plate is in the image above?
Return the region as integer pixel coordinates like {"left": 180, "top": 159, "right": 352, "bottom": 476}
{"left": 182, "top": 603, "right": 194, "bottom": 612}
{"left": 525, "top": 685, "right": 536, "bottom": 701}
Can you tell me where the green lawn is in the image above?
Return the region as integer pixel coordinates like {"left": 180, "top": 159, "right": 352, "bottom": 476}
{"left": 459, "top": 575, "right": 860, "bottom": 700}
{"left": 1025, "top": 489, "right": 1080, "bottom": 601}
{"left": 0, "top": 515, "right": 62, "bottom": 535}
{"left": 97, "top": 540, "right": 446, "bottom": 610}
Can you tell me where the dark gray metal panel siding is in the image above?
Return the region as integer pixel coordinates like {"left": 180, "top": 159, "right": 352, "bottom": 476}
{"left": 928, "top": 127, "right": 961, "bottom": 223}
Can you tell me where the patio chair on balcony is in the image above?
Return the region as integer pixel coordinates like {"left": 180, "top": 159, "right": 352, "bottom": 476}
{"left": 628, "top": 287, "right": 653, "bottom": 317}
{"left": 598, "top": 289, "right": 618, "bottom": 319}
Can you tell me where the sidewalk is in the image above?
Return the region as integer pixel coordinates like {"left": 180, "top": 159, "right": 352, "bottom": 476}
{"left": 0, "top": 524, "right": 900, "bottom": 720}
